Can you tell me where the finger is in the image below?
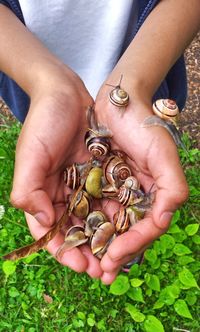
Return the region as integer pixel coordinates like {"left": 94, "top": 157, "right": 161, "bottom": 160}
{"left": 10, "top": 130, "right": 59, "bottom": 226}
{"left": 25, "top": 213, "right": 88, "bottom": 272}
{"left": 101, "top": 251, "right": 144, "bottom": 273}
{"left": 101, "top": 270, "right": 120, "bottom": 285}
{"left": 80, "top": 245, "right": 103, "bottom": 278}
{"left": 147, "top": 134, "right": 189, "bottom": 230}
{"left": 104, "top": 216, "right": 161, "bottom": 262}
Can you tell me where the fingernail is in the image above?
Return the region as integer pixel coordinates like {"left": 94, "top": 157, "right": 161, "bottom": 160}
{"left": 159, "top": 211, "right": 173, "bottom": 229}
{"left": 34, "top": 211, "right": 49, "bottom": 226}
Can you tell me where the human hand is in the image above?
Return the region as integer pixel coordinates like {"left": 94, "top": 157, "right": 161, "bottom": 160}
{"left": 95, "top": 79, "right": 189, "bottom": 284}
{"left": 10, "top": 66, "right": 103, "bottom": 278}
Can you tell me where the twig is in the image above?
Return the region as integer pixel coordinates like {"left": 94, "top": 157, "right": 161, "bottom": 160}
{"left": 173, "top": 328, "right": 191, "bottom": 332}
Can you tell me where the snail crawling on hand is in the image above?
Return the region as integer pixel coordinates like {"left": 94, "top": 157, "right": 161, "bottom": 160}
{"left": 142, "top": 99, "right": 186, "bottom": 151}
{"left": 107, "top": 75, "right": 129, "bottom": 108}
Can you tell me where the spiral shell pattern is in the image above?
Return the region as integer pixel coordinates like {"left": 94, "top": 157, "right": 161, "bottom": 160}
{"left": 103, "top": 155, "right": 132, "bottom": 188}
{"left": 109, "top": 87, "right": 129, "bottom": 107}
{"left": 153, "top": 99, "right": 179, "bottom": 124}
{"left": 124, "top": 176, "right": 140, "bottom": 190}
{"left": 85, "top": 131, "right": 111, "bottom": 158}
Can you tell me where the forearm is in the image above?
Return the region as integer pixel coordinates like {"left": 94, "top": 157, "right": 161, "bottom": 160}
{"left": 0, "top": 5, "right": 76, "bottom": 98}
{"left": 109, "top": 0, "right": 200, "bottom": 103}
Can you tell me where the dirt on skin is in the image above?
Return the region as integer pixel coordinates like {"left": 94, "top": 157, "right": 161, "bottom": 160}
{"left": 0, "top": 32, "right": 200, "bottom": 147}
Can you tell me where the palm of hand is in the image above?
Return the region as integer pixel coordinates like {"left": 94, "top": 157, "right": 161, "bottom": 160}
{"left": 93, "top": 97, "right": 188, "bottom": 284}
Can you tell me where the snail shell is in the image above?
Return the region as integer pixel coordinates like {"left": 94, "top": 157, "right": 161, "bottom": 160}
{"left": 118, "top": 186, "right": 144, "bottom": 207}
{"left": 124, "top": 176, "right": 140, "bottom": 190}
{"left": 56, "top": 225, "right": 87, "bottom": 257}
{"left": 113, "top": 207, "right": 130, "bottom": 234}
{"left": 153, "top": 99, "right": 179, "bottom": 125}
{"left": 103, "top": 155, "right": 132, "bottom": 188}
{"left": 72, "top": 190, "right": 90, "bottom": 219}
{"left": 91, "top": 222, "right": 116, "bottom": 259}
{"left": 85, "top": 167, "right": 103, "bottom": 199}
{"left": 84, "top": 210, "right": 107, "bottom": 238}
{"left": 109, "top": 86, "right": 129, "bottom": 107}
{"left": 102, "top": 184, "right": 118, "bottom": 198}
{"left": 64, "top": 163, "right": 87, "bottom": 190}
{"left": 85, "top": 130, "right": 111, "bottom": 159}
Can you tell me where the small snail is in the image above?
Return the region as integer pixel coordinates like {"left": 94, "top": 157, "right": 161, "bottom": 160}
{"left": 85, "top": 131, "right": 111, "bottom": 159}
{"left": 85, "top": 106, "right": 112, "bottom": 158}
{"left": 56, "top": 225, "right": 88, "bottom": 258}
{"left": 107, "top": 76, "right": 129, "bottom": 108}
{"left": 113, "top": 207, "right": 130, "bottom": 234}
{"left": 152, "top": 99, "right": 179, "bottom": 125}
{"left": 118, "top": 186, "right": 144, "bottom": 207}
{"left": 103, "top": 155, "right": 132, "bottom": 189}
{"left": 72, "top": 190, "right": 91, "bottom": 219}
{"left": 64, "top": 162, "right": 88, "bottom": 190}
{"left": 84, "top": 210, "right": 107, "bottom": 237}
{"left": 124, "top": 176, "right": 140, "bottom": 190}
{"left": 85, "top": 167, "right": 103, "bottom": 199}
{"left": 142, "top": 99, "right": 186, "bottom": 150}
{"left": 90, "top": 222, "right": 116, "bottom": 259}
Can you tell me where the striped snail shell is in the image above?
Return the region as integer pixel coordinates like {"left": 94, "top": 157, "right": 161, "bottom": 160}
{"left": 64, "top": 163, "right": 87, "bottom": 190}
{"left": 72, "top": 190, "right": 91, "bottom": 219}
{"left": 118, "top": 186, "right": 144, "bottom": 207}
{"left": 113, "top": 207, "right": 130, "bottom": 234}
{"left": 153, "top": 99, "right": 179, "bottom": 125}
{"left": 124, "top": 176, "right": 140, "bottom": 190}
{"left": 109, "top": 86, "right": 129, "bottom": 107}
{"left": 102, "top": 183, "right": 118, "bottom": 198}
{"left": 103, "top": 155, "right": 132, "bottom": 188}
{"left": 85, "top": 130, "right": 111, "bottom": 158}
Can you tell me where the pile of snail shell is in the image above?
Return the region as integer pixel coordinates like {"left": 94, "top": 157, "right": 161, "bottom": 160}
{"left": 60, "top": 107, "right": 154, "bottom": 259}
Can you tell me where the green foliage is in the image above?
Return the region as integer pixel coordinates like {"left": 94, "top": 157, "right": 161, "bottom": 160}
{"left": 0, "top": 125, "right": 200, "bottom": 331}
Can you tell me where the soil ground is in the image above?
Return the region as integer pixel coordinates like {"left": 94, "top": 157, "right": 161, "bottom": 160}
{"left": 0, "top": 32, "right": 200, "bottom": 147}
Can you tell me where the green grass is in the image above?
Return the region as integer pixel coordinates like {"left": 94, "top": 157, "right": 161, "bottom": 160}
{"left": 0, "top": 122, "right": 199, "bottom": 332}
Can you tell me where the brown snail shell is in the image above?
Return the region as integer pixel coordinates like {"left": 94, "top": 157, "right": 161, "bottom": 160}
{"left": 84, "top": 210, "right": 107, "bottom": 238}
{"left": 64, "top": 163, "right": 87, "bottom": 190}
{"left": 102, "top": 184, "right": 118, "bottom": 198}
{"left": 109, "top": 87, "right": 129, "bottom": 107}
{"left": 103, "top": 155, "right": 132, "bottom": 188}
{"left": 85, "top": 131, "right": 111, "bottom": 158}
{"left": 113, "top": 207, "right": 130, "bottom": 234}
{"left": 118, "top": 186, "right": 144, "bottom": 207}
{"left": 85, "top": 167, "right": 103, "bottom": 199}
{"left": 72, "top": 190, "right": 90, "bottom": 219}
{"left": 124, "top": 176, "right": 140, "bottom": 190}
{"left": 153, "top": 99, "right": 179, "bottom": 125}
{"left": 91, "top": 222, "right": 116, "bottom": 259}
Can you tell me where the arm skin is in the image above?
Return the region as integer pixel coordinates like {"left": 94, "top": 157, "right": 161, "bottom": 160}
{"left": 0, "top": 4, "right": 103, "bottom": 278}
{"left": 95, "top": 0, "right": 200, "bottom": 283}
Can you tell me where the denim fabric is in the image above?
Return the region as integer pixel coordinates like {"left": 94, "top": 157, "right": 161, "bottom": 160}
{"left": 0, "top": 0, "right": 187, "bottom": 122}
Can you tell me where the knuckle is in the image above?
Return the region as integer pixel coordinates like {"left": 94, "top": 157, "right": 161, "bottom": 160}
{"left": 10, "top": 190, "right": 26, "bottom": 209}
{"left": 176, "top": 183, "right": 189, "bottom": 205}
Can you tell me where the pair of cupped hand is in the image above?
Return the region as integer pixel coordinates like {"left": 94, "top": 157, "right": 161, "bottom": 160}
{"left": 10, "top": 69, "right": 188, "bottom": 284}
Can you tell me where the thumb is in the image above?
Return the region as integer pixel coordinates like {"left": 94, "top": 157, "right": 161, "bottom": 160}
{"left": 10, "top": 132, "right": 56, "bottom": 227}
{"left": 148, "top": 139, "right": 189, "bottom": 231}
